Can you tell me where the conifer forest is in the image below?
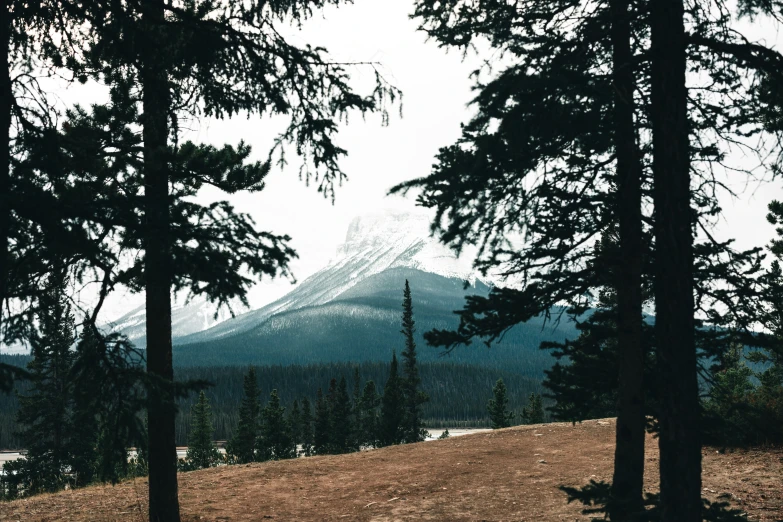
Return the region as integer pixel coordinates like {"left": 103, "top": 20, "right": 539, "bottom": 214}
{"left": 1, "top": 1, "right": 783, "bottom": 521}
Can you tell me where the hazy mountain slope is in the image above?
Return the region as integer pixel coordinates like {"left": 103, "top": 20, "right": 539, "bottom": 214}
{"left": 104, "top": 295, "right": 238, "bottom": 348}
{"left": 105, "top": 210, "right": 577, "bottom": 372}
{"left": 176, "top": 211, "right": 479, "bottom": 346}
{"left": 174, "top": 267, "right": 576, "bottom": 373}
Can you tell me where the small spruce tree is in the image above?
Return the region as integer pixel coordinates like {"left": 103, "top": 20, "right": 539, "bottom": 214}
{"left": 313, "top": 388, "right": 331, "bottom": 455}
{"left": 400, "top": 280, "right": 429, "bottom": 443}
{"left": 68, "top": 328, "right": 101, "bottom": 487}
{"left": 351, "top": 367, "right": 362, "bottom": 449}
{"left": 357, "top": 380, "right": 381, "bottom": 448}
{"left": 14, "top": 280, "right": 76, "bottom": 494}
{"left": 330, "top": 377, "right": 354, "bottom": 453}
{"left": 260, "top": 390, "right": 295, "bottom": 460}
{"left": 487, "top": 378, "right": 515, "bottom": 429}
{"left": 300, "top": 397, "right": 315, "bottom": 457}
{"left": 227, "top": 367, "right": 260, "bottom": 463}
{"left": 184, "top": 392, "right": 221, "bottom": 470}
{"left": 380, "top": 352, "right": 405, "bottom": 446}
{"left": 288, "top": 399, "right": 302, "bottom": 457}
{"left": 70, "top": 325, "right": 144, "bottom": 486}
{"left": 521, "top": 393, "right": 546, "bottom": 425}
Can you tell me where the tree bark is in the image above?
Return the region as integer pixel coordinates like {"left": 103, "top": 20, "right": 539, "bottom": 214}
{"left": 1, "top": 3, "right": 11, "bottom": 333}
{"left": 141, "top": 1, "right": 180, "bottom": 520}
{"left": 609, "top": 0, "right": 645, "bottom": 518}
{"left": 650, "top": 0, "right": 702, "bottom": 519}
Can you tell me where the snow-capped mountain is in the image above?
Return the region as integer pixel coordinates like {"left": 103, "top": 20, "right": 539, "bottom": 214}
{"left": 175, "top": 210, "right": 481, "bottom": 345}
{"left": 104, "top": 295, "right": 239, "bottom": 347}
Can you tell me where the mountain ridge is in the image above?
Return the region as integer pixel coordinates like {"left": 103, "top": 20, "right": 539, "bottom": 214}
{"left": 173, "top": 210, "right": 481, "bottom": 346}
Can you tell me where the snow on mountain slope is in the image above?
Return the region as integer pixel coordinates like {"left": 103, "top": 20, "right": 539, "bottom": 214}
{"left": 175, "top": 210, "right": 480, "bottom": 345}
{"left": 103, "top": 294, "right": 239, "bottom": 347}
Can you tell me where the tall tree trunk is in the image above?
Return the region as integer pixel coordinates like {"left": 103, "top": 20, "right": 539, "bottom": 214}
{"left": 1, "top": 4, "right": 11, "bottom": 333}
{"left": 141, "top": 1, "right": 180, "bottom": 520}
{"left": 650, "top": 0, "right": 701, "bottom": 519}
{"left": 609, "top": 0, "right": 645, "bottom": 519}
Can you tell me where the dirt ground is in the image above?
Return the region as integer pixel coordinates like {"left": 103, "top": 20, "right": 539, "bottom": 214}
{"left": 1, "top": 419, "right": 781, "bottom": 521}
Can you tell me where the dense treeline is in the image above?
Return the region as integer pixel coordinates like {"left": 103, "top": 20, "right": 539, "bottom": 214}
{"left": 0, "top": 357, "right": 543, "bottom": 449}
{"left": 171, "top": 269, "right": 571, "bottom": 374}
{"left": 175, "top": 362, "right": 543, "bottom": 444}
{"left": 182, "top": 361, "right": 545, "bottom": 445}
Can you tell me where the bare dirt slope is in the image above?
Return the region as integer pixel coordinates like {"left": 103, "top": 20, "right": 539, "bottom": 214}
{"left": 2, "top": 419, "right": 781, "bottom": 521}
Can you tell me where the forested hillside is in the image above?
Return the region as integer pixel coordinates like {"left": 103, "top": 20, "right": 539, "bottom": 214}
{"left": 173, "top": 268, "right": 576, "bottom": 369}
{"left": 0, "top": 356, "right": 544, "bottom": 448}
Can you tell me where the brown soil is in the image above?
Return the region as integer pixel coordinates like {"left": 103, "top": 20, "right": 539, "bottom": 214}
{"left": 1, "top": 419, "right": 781, "bottom": 521}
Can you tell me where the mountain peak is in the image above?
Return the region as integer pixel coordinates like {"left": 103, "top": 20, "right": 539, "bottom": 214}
{"left": 338, "top": 210, "right": 430, "bottom": 257}
{"left": 334, "top": 209, "right": 475, "bottom": 282}
{"left": 173, "top": 210, "right": 480, "bottom": 345}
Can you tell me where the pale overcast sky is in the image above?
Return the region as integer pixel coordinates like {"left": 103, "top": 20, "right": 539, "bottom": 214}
{"left": 56, "top": 1, "right": 781, "bottom": 321}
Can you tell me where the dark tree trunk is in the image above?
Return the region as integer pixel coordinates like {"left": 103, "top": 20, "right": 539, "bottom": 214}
{"left": 650, "top": 0, "right": 701, "bottom": 519}
{"left": 141, "top": 1, "right": 180, "bottom": 520}
{"left": 609, "top": 0, "right": 645, "bottom": 519}
{"left": 1, "top": 4, "right": 11, "bottom": 331}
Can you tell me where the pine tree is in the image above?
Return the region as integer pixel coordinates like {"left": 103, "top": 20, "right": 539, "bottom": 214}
{"left": 288, "top": 399, "right": 302, "bottom": 457}
{"left": 14, "top": 280, "right": 76, "bottom": 494}
{"left": 351, "top": 367, "right": 361, "bottom": 449}
{"left": 1, "top": 1, "right": 103, "bottom": 349}
{"left": 227, "top": 367, "right": 260, "bottom": 464}
{"left": 69, "top": 324, "right": 145, "bottom": 486}
{"left": 357, "top": 380, "right": 380, "bottom": 448}
{"left": 184, "top": 392, "right": 221, "bottom": 471}
{"left": 521, "top": 394, "right": 546, "bottom": 425}
{"left": 400, "top": 280, "right": 429, "bottom": 443}
{"left": 300, "top": 397, "right": 314, "bottom": 457}
{"left": 487, "top": 379, "right": 514, "bottom": 429}
{"left": 379, "top": 352, "right": 405, "bottom": 446}
{"left": 352, "top": 367, "right": 361, "bottom": 407}
{"left": 68, "top": 329, "right": 101, "bottom": 487}
{"left": 260, "top": 389, "right": 295, "bottom": 460}
{"left": 650, "top": 2, "right": 699, "bottom": 517}
{"left": 398, "top": 3, "right": 782, "bottom": 519}
{"left": 313, "top": 388, "right": 331, "bottom": 455}
{"left": 330, "top": 377, "right": 354, "bottom": 453}
{"left": 76, "top": 1, "right": 400, "bottom": 518}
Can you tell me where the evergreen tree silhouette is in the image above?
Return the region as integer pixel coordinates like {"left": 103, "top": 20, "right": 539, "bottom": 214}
{"left": 521, "top": 394, "right": 545, "bottom": 425}
{"left": 399, "top": 2, "right": 783, "bottom": 518}
{"left": 313, "top": 388, "right": 331, "bottom": 455}
{"left": 260, "top": 389, "right": 295, "bottom": 460}
{"left": 330, "top": 377, "right": 354, "bottom": 453}
{"left": 69, "top": 324, "right": 145, "bottom": 486}
{"left": 227, "top": 367, "right": 260, "bottom": 464}
{"left": 300, "top": 397, "right": 315, "bottom": 457}
{"left": 68, "top": 330, "right": 100, "bottom": 487}
{"left": 650, "top": 1, "right": 699, "bottom": 516}
{"left": 1, "top": 1, "right": 96, "bottom": 347}
{"left": 357, "top": 380, "right": 381, "bottom": 448}
{"left": 14, "top": 279, "right": 76, "bottom": 494}
{"left": 288, "top": 399, "right": 302, "bottom": 457}
{"left": 73, "top": 1, "right": 401, "bottom": 518}
{"left": 487, "top": 378, "right": 514, "bottom": 429}
{"left": 379, "top": 352, "right": 405, "bottom": 446}
{"left": 184, "top": 391, "right": 221, "bottom": 470}
{"left": 351, "top": 367, "right": 362, "bottom": 448}
{"left": 400, "top": 280, "right": 429, "bottom": 443}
